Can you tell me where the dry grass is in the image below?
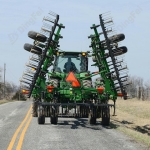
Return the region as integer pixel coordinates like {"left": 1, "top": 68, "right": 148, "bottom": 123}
{"left": 0, "top": 99, "right": 16, "bottom": 105}
{"left": 110, "top": 98, "right": 150, "bottom": 147}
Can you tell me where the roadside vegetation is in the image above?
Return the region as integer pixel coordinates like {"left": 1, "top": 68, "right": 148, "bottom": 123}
{"left": 110, "top": 98, "right": 150, "bottom": 147}
{"left": 0, "top": 67, "right": 27, "bottom": 103}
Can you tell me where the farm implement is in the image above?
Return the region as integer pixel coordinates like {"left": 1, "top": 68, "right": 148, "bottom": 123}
{"left": 21, "top": 11, "right": 129, "bottom": 125}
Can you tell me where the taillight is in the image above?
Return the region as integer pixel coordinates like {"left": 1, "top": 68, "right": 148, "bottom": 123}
{"left": 117, "top": 93, "right": 122, "bottom": 97}
{"left": 97, "top": 87, "right": 104, "bottom": 94}
{"left": 47, "top": 85, "right": 54, "bottom": 93}
{"left": 22, "top": 89, "right": 29, "bottom": 94}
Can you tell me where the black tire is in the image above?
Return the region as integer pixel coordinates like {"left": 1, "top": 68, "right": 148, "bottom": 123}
{"left": 112, "top": 46, "right": 127, "bottom": 56}
{"left": 88, "top": 113, "right": 96, "bottom": 124}
{"left": 28, "top": 31, "right": 47, "bottom": 42}
{"left": 83, "top": 80, "right": 92, "bottom": 88}
{"left": 108, "top": 34, "right": 125, "bottom": 43}
{"left": 38, "top": 115, "right": 45, "bottom": 124}
{"left": 50, "top": 116, "right": 58, "bottom": 125}
{"left": 101, "top": 106, "right": 110, "bottom": 126}
{"left": 24, "top": 43, "right": 42, "bottom": 55}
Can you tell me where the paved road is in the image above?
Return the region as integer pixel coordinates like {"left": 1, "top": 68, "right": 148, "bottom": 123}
{"left": 0, "top": 101, "right": 148, "bottom": 150}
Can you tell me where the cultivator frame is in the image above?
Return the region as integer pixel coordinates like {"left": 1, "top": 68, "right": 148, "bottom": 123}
{"left": 21, "top": 11, "right": 129, "bottom": 126}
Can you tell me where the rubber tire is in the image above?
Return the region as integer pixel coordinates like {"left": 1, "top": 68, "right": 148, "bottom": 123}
{"left": 38, "top": 115, "right": 45, "bottom": 124}
{"left": 88, "top": 114, "right": 96, "bottom": 124}
{"left": 28, "top": 31, "right": 47, "bottom": 42}
{"left": 50, "top": 116, "right": 58, "bottom": 125}
{"left": 24, "top": 43, "right": 42, "bottom": 55}
{"left": 101, "top": 107, "right": 110, "bottom": 126}
{"left": 48, "top": 78, "right": 59, "bottom": 87}
{"left": 112, "top": 46, "right": 127, "bottom": 56}
{"left": 108, "top": 34, "right": 125, "bottom": 43}
{"left": 83, "top": 80, "right": 92, "bottom": 88}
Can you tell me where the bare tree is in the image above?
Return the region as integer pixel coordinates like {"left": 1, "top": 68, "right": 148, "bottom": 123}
{"left": 126, "top": 75, "right": 144, "bottom": 99}
{"left": 0, "top": 67, "right": 18, "bottom": 100}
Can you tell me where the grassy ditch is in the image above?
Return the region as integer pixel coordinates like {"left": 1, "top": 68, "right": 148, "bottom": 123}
{"left": 110, "top": 98, "right": 150, "bottom": 147}
{"left": 0, "top": 99, "right": 16, "bottom": 105}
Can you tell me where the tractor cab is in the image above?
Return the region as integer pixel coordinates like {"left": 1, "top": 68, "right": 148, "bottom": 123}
{"left": 53, "top": 51, "right": 88, "bottom": 74}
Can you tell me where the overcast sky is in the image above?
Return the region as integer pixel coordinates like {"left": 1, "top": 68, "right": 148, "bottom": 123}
{"left": 0, "top": 0, "right": 150, "bottom": 85}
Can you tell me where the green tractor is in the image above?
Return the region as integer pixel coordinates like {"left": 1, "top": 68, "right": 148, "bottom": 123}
{"left": 20, "top": 11, "right": 129, "bottom": 126}
{"left": 48, "top": 51, "right": 94, "bottom": 102}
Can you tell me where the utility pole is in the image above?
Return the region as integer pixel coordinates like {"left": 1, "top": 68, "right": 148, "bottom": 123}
{"left": 19, "top": 81, "right": 21, "bottom": 101}
{"left": 3, "top": 63, "right": 6, "bottom": 99}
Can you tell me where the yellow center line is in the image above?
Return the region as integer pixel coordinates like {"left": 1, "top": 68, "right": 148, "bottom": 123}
{"left": 16, "top": 114, "right": 32, "bottom": 150}
{"left": 7, "top": 105, "right": 32, "bottom": 150}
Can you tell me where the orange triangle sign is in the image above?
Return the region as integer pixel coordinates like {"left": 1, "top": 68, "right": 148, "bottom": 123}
{"left": 66, "top": 72, "right": 80, "bottom": 87}
{"left": 66, "top": 72, "right": 77, "bottom": 82}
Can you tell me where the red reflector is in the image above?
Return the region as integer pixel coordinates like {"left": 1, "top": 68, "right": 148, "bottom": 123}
{"left": 47, "top": 86, "right": 54, "bottom": 89}
{"left": 48, "top": 89, "right": 53, "bottom": 93}
{"left": 47, "top": 86, "right": 54, "bottom": 93}
{"left": 117, "top": 93, "right": 126, "bottom": 97}
{"left": 97, "top": 87, "right": 104, "bottom": 94}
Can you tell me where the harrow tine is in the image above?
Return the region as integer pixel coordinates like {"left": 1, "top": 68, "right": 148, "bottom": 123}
{"left": 20, "top": 80, "right": 31, "bottom": 85}
{"left": 22, "top": 77, "right": 32, "bottom": 82}
{"left": 48, "top": 10, "right": 58, "bottom": 17}
{"left": 43, "top": 16, "right": 55, "bottom": 24}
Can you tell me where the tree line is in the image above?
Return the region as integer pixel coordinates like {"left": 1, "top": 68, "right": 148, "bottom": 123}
{"left": 126, "top": 75, "right": 150, "bottom": 100}
{"left": 0, "top": 68, "right": 26, "bottom": 100}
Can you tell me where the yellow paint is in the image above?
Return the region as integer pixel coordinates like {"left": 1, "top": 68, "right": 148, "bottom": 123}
{"left": 16, "top": 114, "right": 32, "bottom": 150}
{"left": 7, "top": 105, "right": 32, "bottom": 150}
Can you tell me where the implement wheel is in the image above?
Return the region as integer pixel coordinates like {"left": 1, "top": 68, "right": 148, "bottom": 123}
{"left": 88, "top": 114, "right": 96, "bottom": 124}
{"left": 37, "top": 106, "right": 45, "bottom": 124}
{"left": 24, "top": 43, "right": 42, "bottom": 55}
{"left": 28, "top": 31, "right": 47, "bottom": 42}
{"left": 50, "top": 116, "right": 58, "bottom": 125}
{"left": 38, "top": 115, "right": 45, "bottom": 124}
{"left": 101, "top": 106, "right": 110, "bottom": 126}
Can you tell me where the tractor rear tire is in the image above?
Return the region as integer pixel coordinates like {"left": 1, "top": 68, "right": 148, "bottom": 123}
{"left": 83, "top": 80, "right": 92, "bottom": 88}
{"left": 24, "top": 43, "right": 42, "bottom": 55}
{"left": 28, "top": 31, "right": 47, "bottom": 42}
{"left": 101, "top": 106, "right": 110, "bottom": 126}
{"left": 38, "top": 115, "right": 45, "bottom": 124}
{"left": 49, "top": 78, "right": 59, "bottom": 87}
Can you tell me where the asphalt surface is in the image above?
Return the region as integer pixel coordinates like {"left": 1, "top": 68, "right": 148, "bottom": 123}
{"left": 0, "top": 100, "right": 148, "bottom": 150}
